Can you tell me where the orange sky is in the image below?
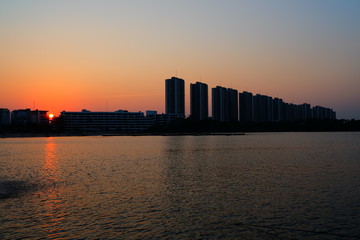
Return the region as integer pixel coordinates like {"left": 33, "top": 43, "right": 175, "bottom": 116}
{"left": 1, "top": 1, "right": 360, "bottom": 119}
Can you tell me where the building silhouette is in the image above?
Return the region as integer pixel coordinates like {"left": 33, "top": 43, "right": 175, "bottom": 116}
{"left": 212, "top": 86, "right": 239, "bottom": 122}
{"left": 299, "top": 103, "right": 312, "bottom": 120}
{"left": 312, "top": 106, "right": 336, "bottom": 120}
{"left": 237, "top": 89, "right": 336, "bottom": 122}
{"left": 146, "top": 111, "right": 184, "bottom": 125}
{"left": 190, "top": 82, "right": 208, "bottom": 121}
{"left": 60, "top": 109, "right": 153, "bottom": 133}
{"left": 228, "top": 88, "right": 239, "bottom": 121}
{"left": 273, "top": 98, "right": 284, "bottom": 122}
{"left": 267, "top": 96, "right": 274, "bottom": 122}
{"left": 165, "top": 77, "right": 185, "bottom": 118}
{"left": 253, "top": 94, "right": 266, "bottom": 122}
{"left": 253, "top": 94, "right": 274, "bottom": 122}
{"left": 0, "top": 108, "right": 11, "bottom": 125}
{"left": 212, "top": 86, "right": 228, "bottom": 121}
{"left": 239, "top": 92, "right": 253, "bottom": 122}
{"left": 11, "top": 109, "right": 49, "bottom": 125}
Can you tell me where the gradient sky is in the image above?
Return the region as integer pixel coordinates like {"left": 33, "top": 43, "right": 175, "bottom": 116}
{"left": 1, "top": 0, "right": 359, "bottom": 119}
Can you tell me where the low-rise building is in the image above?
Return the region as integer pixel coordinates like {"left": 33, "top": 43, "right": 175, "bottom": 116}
{"left": 0, "top": 108, "right": 11, "bottom": 125}
{"left": 146, "top": 111, "right": 184, "bottom": 126}
{"left": 60, "top": 109, "right": 154, "bottom": 133}
{"left": 11, "top": 109, "right": 49, "bottom": 125}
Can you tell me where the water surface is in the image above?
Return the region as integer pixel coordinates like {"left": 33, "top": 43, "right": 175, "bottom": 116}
{"left": 1, "top": 132, "right": 360, "bottom": 239}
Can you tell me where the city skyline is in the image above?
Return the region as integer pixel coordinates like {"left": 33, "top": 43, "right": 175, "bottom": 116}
{"left": 1, "top": 1, "right": 359, "bottom": 119}
{"left": 1, "top": 76, "right": 337, "bottom": 126}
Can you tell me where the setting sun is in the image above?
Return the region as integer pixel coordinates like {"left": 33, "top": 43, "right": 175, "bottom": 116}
{"left": 49, "top": 113, "right": 54, "bottom": 120}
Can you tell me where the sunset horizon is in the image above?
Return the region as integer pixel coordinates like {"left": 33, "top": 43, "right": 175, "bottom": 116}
{"left": 1, "top": 1, "right": 359, "bottom": 119}
{"left": 1, "top": 74, "right": 343, "bottom": 118}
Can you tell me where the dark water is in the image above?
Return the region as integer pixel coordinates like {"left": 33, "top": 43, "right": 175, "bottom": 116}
{"left": 1, "top": 132, "right": 360, "bottom": 239}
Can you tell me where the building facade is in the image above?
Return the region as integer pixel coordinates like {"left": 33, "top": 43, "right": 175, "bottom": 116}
{"left": 146, "top": 111, "right": 183, "bottom": 125}
{"left": 60, "top": 110, "right": 153, "bottom": 133}
{"left": 165, "top": 77, "right": 185, "bottom": 118}
{"left": 273, "top": 98, "right": 283, "bottom": 122}
{"left": 190, "top": 82, "right": 208, "bottom": 121}
{"left": 212, "top": 86, "right": 228, "bottom": 121}
{"left": 228, "top": 88, "right": 239, "bottom": 121}
{"left": 238, "top": 91, "right": 337, "bottom": 122}
{"left": 239, "top": 91, "right": 253, "bottom": 122}
{"left": 312, "top": 106, "right": 336, "bottom": 120}
{"left": 0, "top": 108, "right": 11, "bottom": 125}
{"left": 11, "top": 109, "right": 49, "bottom": 125}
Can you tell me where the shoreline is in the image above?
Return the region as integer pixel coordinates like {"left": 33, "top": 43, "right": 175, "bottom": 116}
{"left": 1, "top": 130, "right": 360, "bottom": 138}
{"left": 0, "top": 132, "right": 246, "bottom": 138}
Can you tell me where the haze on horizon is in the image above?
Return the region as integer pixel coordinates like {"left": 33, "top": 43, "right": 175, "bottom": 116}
{"left": 1, "top": 0, "right": 359, "bottom": 119}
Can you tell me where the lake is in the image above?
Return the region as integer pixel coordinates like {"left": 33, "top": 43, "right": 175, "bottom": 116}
{"left": 1, "top": 132, "right": 360, "bottom": 239}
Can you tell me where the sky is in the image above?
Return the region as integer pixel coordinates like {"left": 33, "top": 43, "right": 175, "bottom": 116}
{"left": 1, "top": 0, "right": 359, "bottom": 119}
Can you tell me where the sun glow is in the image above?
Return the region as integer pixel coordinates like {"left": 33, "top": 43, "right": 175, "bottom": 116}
{"left": 49, "top": 113, "right": 54, "bottom": 120}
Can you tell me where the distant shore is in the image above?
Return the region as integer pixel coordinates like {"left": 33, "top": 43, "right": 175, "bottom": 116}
{"left": 2, "top": 119, "right": 359, "bottom": 138}
{"left": 3, "top": 130, "right": 360, "bottom": 139}
{"left": 0, "top": 132, "right": 247, "bottom": 138}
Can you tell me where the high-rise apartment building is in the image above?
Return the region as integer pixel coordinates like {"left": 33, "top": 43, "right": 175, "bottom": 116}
{"left": 239, "top": 91, "right": 253, "bottom": 122}
{"left": 165, "top": 77, "right": 185, "bottom": 117}
{"left": 299, "top": 103, "right": 311, "bottom": 120}
{"left": 273, "top": 98, "right": 283, "bottom": 122}
{"left": 212, "top": 86, "right": 239, "bottom": 122}
{"left": 228, "top": 88, "right": 239, "bottom": 121}
{"left": 253, "top": 94, "right": 266, "bottom": 122}
{"left": 253, "top": 94, "right": 274, "bottom": 122}
{"left": 212, "top": 86, "right": 228, "bottom": 121}
{"left": 267, "top": 96, "right": 274, "bottom": 122}
{"left": 190, "top": 82, "right": 208, "bottom": 121}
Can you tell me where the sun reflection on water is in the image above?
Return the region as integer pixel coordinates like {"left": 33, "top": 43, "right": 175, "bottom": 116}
{"left": 40, "top": 137, "right": 66, "bottom": 239}
{"left": 43, "top": 137, "right": 57, "bottom": 181}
